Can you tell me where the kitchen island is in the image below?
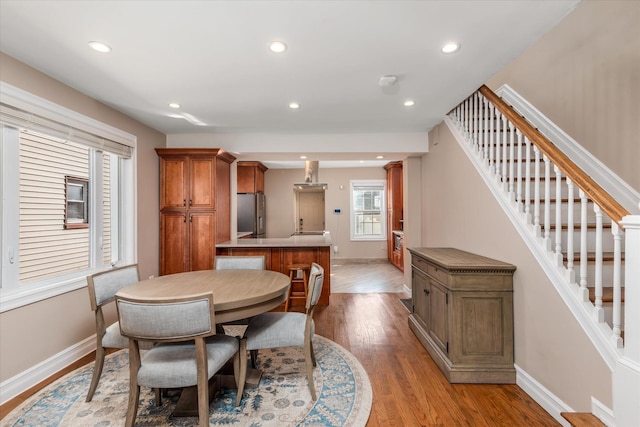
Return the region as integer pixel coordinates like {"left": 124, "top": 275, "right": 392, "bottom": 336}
{"left": 216, "top": 232, "right": 332, "bottom": 305}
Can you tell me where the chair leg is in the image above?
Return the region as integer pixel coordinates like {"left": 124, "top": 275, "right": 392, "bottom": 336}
{"left": 125, "top": 380, "right": 140, "bottom": 427}
{"left": 250, "top": 349, "right": 259, "bottom": 369}
{"left": 234, "top": 339, "right": 247, "bottom": 406}
{"left": 309, "top": 339, "right": 317, "bottom": 368}
{"left": 304, "top": 340, "right": 317, "bottom": 401}
{"left": 86, "top": 345, "right": 106, "bottom": 402}
{"left": 154, "top": 388, "right": 162, "bottom": 406}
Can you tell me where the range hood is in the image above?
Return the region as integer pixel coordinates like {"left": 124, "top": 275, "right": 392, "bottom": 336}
{"left": 294, "top": 161, "right": 328, "bottom": 190}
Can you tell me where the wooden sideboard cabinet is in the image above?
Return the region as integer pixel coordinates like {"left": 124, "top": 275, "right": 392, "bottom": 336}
{"left": 408, "top": 247, "right": 516, "bottom": 383}
{"left": 156, "top": 148, "right": 236, "bottom": 275}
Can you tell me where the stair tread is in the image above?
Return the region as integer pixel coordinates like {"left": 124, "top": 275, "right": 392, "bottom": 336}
{"left": 563, "top": 251, "right": 625, "bottom": 262}
{"left": 588, "top": 286, "right": 625, "bottom": 303}
{"left": 561, "top": 412, "right": 606, "bottom": 427}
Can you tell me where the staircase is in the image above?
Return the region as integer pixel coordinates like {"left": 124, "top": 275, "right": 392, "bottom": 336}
{"left": 445, "top": 85, "right": 640, "bottom": 426}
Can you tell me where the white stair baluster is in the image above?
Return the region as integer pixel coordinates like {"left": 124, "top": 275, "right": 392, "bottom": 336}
{"left": 502, "top": 115, "right": 508, "bottom": 191}
{"left": 524, "top": 136, "right": 532, "bottom": 224}
{"left": 566, "top": 178, "right": 575, "bottom": 283}
{"left": 554, "top": 165, "right": 563, "bottom": 266}
{"left": 579, "top": 190, "right": 589, "bottom": 301}
{"left": 516, "top": 129, "right": 523, "bottom": 211}
{"left": 508, "top": 121, "right": 515, "bottom": 196}
{"left": 489, "top": 104, "right": 495, "bottom": 174}
{"left": 533, "top": 146, "right": 541, "bottom": 237}
{"left": 593, "top": 204, "right": 604, "bottom": 323}
{"left": 543, "top": 155, "right": 551, "bottom": 251}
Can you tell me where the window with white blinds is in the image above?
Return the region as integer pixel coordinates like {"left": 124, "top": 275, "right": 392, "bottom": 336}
{"left": 350, "top": 180, "right": 386, "bottom": 241}
{"left": 0, "top": 82, "right": 137, "bottom": 312}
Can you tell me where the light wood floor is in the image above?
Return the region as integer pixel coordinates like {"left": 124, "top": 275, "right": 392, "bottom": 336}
{"left": 1, "top": 262, "right": 560, "bottom": 426}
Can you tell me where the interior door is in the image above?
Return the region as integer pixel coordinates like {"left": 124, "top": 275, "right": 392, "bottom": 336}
{"left": 297, "top": 191, "right": 325, "bottom": 232}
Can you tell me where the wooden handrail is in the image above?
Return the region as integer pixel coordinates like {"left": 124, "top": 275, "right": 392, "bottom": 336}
{"left": 477, "top": 85, "right": 630, "bottom": 228}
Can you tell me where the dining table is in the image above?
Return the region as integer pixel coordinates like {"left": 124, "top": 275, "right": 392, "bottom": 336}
{"left": 115, "top": 268, "right": 291, "bottom": 416}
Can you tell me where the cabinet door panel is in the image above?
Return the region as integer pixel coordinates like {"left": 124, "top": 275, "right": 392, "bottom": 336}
{"left": 160, "top": 158, "right": 188, "bottom": 209}
{"left": 429, "top": 280, "right": 448, "bottom": 355}
{"left": 160, "top": 212, "right": 187, "bottom": 275}
{"left": 190, "top": 212, "right": 215, "bottom": 271}
{"left": 412, "top": 267, "right": 429, "bottom": 331}
{"left": 190, "top": 158, "right": 215, "bottom": 208}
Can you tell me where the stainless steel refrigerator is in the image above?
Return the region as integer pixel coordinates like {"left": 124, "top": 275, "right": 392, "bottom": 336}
{"left": 237, "top": 193, "right": 266, "bottom": 237}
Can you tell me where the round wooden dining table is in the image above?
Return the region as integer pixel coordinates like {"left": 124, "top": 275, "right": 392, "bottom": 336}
{"left": 115, "top": 269, "right": 291, "bottom": 324}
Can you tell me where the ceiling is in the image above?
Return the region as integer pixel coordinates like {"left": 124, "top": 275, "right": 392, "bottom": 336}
{"left": 0, "top": 0, "right": 580, "bottom": 168}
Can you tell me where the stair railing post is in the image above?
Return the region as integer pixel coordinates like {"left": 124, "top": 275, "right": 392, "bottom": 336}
{"left": 579, "top": 190, "right": 589, "bottom": 302}
{"left": 613, "top": 213, "right": 640, "bottom": 427}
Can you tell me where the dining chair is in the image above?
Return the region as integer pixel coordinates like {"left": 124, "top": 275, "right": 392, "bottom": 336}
{"left": 240, "top": 262, "right": 324, "bottom": 400}
{"left": 85, "top": 264, "right": 153, "bottom": 402}
{"left": 116, "top": 291, "right": 245, "bottom": 427}
{"left": 214, "top": 255, "right": 266, "bottom": 270}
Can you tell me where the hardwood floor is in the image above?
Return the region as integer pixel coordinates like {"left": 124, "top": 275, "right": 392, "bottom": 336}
{"left": 1, "top": 262, "right": 560, "bottom": 426}
{"left": 331, "top": 260, "right": 407, "bottom": 293}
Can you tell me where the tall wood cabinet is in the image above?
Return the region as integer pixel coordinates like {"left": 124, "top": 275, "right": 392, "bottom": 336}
{"left": 408, "top": 248, "right": 516, "bottom": 383}
{"left": 237, "top": 161, "right": 268, "bottom": 193}
{"left": 156, "top": 148, "right": 236, "bottom": 275}
{"left": 384, "top": 161, "right": 403, "bottom": 271}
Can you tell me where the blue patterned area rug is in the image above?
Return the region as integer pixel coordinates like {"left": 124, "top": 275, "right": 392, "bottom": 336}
{"left": 2, "top": 335, "right": 372, "bottom": 426}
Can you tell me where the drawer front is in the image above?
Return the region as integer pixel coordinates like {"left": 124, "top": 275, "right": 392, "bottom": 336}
{"left": 426, "top": 263, "right": 449, "bottom": 286}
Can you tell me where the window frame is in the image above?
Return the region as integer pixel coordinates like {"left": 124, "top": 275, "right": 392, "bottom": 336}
{"left": 349, "top": 179, "right": 387, "bottom": 241}
{"left": 65, "top": 176, "right": 90, "bottom": 229}
{"left": 0, "top": 82, "right": 137, "bottom": 313}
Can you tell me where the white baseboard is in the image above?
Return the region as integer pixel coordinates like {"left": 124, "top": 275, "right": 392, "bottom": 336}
{"left": 0, "top": 335, "right": 95, "bottom": 405}
{"left": 515, "top": 364, "right": 573, "bottom": 427}
{"left": 591, "top": 397, "right": 615, "bottom": 427}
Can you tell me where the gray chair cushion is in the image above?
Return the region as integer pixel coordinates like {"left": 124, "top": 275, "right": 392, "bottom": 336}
{"left": 103, "top": 322, "right": 154, "bottom": 350}
{"left": 244, "top": 312, "right": 314, "bottom": 350}
{"left": 137, "top": 334, "right": 238, "bottom": 388}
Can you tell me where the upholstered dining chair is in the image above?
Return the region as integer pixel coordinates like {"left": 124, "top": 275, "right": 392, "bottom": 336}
{"left": 240, "top": 262, "right": 324, "bottom": 400}
{"left": 115, "top": 292, "right": 245, "bottom": 427}
{"left": 85, "top": 264, "right": 153, "bottom": 402}
{"left": 214, "top": 255, "right": 266, "bottom": 270}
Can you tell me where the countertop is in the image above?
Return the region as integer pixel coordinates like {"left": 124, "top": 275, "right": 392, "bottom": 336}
{"left": 217, "top": 232, "right": 332, "bottom": 248}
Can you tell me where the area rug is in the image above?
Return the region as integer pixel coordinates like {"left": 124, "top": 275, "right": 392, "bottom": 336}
{"left": 2, "top": 334, "right": 372, "bottom": 426}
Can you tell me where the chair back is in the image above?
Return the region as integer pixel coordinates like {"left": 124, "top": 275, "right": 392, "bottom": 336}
{"left": 87, "top": 264, "right": 140, "bottom": 311}
{"left": 116, "top": 292, "right": 216, "bottom": 343}
{"left": 214, "top": 255, "right": 265, "bottom": 270}
{"left": 306, "top": 262, "right": 325, "bottom": 310}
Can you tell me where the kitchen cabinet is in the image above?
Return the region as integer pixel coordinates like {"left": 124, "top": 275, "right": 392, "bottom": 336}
{"left": 408, "top": 247, "right": 516, "bottom": 383}
{"left": 384, "top": 161, "right": 403, "bottom": 271}
{"left": 156, "top": 148, "right": 235, "bottom": 275}
{"left": 237, "top": 161, "right": 268, "bottom": 193}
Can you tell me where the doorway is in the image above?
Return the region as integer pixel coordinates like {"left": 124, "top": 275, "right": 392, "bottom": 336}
{"left": 295, "top": 189, "right": 325, "bottom": 233}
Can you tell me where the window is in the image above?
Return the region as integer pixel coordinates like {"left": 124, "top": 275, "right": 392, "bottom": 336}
{"left": 0, "top": 82, "right": 137, "bottom": 312}
{"left": 65, "top": 176, "right": 89, "bottom": 228}
{"left": 350, "top": 180, "right": 386, "bottom": 241}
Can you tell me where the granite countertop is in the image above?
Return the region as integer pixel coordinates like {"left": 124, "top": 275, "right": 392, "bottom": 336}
{"left": 217, "top": 232, "right": 332, "bottom": 248}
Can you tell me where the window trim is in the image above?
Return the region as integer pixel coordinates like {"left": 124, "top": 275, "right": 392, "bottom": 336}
{"left": 349, "top": 179, "right": 387, "bottom": 241}
{"left": 0, "top": 82, "right": 138, "bottom": 313}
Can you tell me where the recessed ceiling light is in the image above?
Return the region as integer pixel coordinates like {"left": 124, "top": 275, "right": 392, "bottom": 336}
{"left": 269, "top": 41, "right": 287, "bottom": 53}
{"left": 441, "top": 41, "right": 460, "bottom": 54}
{"left": 359, "top": 160, "right": 365, "bottom": 164}
{"left": 88, "top": 41, "right": 111, "bottom": 53}
{"left": 376, "top": 155, "right": 384, "bottom": 159}
{"left": 169, "top": 103, "right": 181, "bottom": 109}
{"left": 289, "top": 102, "right": 300, "bottom": 109}
{"left": 300, "top": 155, "right": 307, "bottom": 159}
{"left": 404, "top": 100, "right": 415, "bottom": 107}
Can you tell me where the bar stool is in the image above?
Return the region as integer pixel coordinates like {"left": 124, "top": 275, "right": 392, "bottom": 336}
{"left": 285, "top": 263, "right": 310, "bottom": 311}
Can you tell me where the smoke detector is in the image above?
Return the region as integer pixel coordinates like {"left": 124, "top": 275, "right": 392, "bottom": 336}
{"left": 378, "top": 75, "right": 398, "bottom": 87}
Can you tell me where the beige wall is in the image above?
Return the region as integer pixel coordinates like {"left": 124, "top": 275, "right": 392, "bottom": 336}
{"left": 0, "top": 53, "right": 166, "bottom": 382}
{"left": 423, "top": 122, "right": 612, "bottom": 410}
{"left": 265, "top": 167, "right": 389, "bottom": 260}
{"left": 486, "top": 0, "right": 640, "bottom": 192}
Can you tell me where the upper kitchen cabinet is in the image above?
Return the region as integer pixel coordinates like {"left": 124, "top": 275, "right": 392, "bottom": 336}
{"left": 237, "top": 161, "right": 268, "bottom": 193}
{"left": 155, "top": 148, "right": 236, "bottom": 275}
{"left": 384, "top": 161, "right": 403, "bottom": 271}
